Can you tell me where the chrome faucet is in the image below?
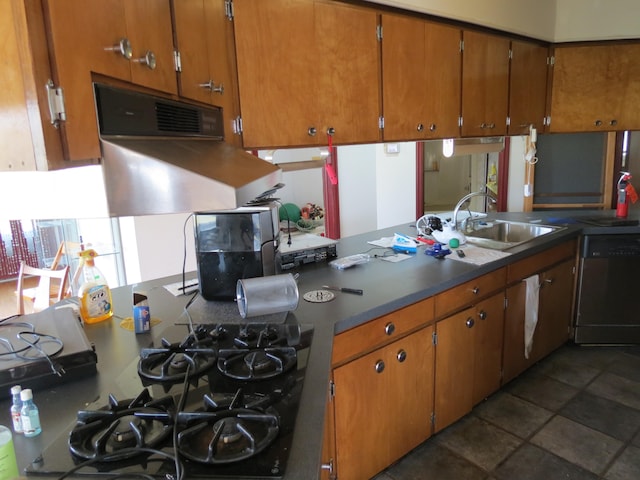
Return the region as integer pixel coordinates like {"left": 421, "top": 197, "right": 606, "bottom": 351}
{"left": 452, "top": 190, "right": 497, "bottom": 231}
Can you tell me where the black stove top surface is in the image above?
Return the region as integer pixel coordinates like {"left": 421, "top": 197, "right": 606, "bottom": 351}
{"left": 25, "top": 321, "right": 313, "bottom": 479}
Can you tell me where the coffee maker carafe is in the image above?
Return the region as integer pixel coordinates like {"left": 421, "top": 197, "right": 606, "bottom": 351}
{"left": 194, "top": 204, "right": 280, "bottom": 300}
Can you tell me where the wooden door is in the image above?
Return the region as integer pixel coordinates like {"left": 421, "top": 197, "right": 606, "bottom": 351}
{"left": 611, "top": 44, "right": 640, "bottom": 131}
{"left": 333, "top": 326, "right": 434, "bottom": 480}
{"left": 382, "top": 16, "right": 461, "bottom": 141}
{"left": 124, "top": 0, "right": 177, "bottom": 95}
{"left": 381, "top": 13, "right": 427, "bottom": 141}
{"left": 45, "top": 0, "right": 130, "bottom": 160}
{"left": 233, "top": 0, "right": 317, "bottom": 148}
{"left": 502, "top": 281, "right": 531, "bottom": 384}
{"left": 461, "top": 30, "right": 509, "bottom": 137}
{"left": 434, "top": 307, "right": 475, "bottom": 432}
{"left": 472, "top": 292, "right": 505, "bottom": 405}
{"left": 508, "top": 40, "right": 549, "bottom": 135}
{"left": 533, "top": 259, "right": 575, "bottom": 360}
{"left": 174, "top": 0, "right": 241, "bottom": 146}
{"left": 315, "top": 1, "right": 381, "bottom": 146}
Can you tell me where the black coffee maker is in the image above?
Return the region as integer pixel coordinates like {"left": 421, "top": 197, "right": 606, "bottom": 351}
{"left": 194, "top": 203, "right": 280, "bottom": 300}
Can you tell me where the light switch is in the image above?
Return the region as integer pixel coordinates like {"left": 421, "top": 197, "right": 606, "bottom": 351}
{"left": 384, "top": 143, "right": 400, "bottom": 154}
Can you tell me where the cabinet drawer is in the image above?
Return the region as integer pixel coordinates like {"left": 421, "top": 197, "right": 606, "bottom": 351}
{"left": 434, "top": 268, "right": 506, "bottom": 318}
{"left": 332, "top": 298, "right": 434, "bottom": 366}
{"left": 507, "top": 240, "right": 577, "bottom": 283}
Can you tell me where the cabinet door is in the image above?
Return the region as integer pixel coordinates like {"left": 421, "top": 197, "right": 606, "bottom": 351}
{"left": 45, "top": 0, "right": 131, "bottom": 160}
{"left": 434, "top": 307, "right": 475, "bottom": 432}
{"left": 382, "top": 15, "right": 461, "bottom": 141}
{"left": 333, "top": 326, "right": 434, "bottom": 480}
{"left": 315, "top": 1, "right": 381, "bottom": 146}
{"left": 549, "top": 44, "right": 640, "bottom": 132}
{"left": 533, "top": 259, "right": 575, "bottom": 360}
{"left": 234, "top": 0, "right": 316, "bottom": 148}
{"left": 124, "top": 0, "right": 177, "bottom": 95}
{"left": 472, "top": 292, "right": 505, "bottom": 405}
{"left": 174, "top": 0, "right": 241, "bottom": 146}
{"left": 508, "top": 40, "right": 549, "bottom": 136}
{"left": 461, "top": 30, "right": 510, "bottom": 137}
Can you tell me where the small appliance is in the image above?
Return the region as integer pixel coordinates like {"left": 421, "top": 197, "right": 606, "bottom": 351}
{"left": 194, "top": 203, "right": 280, "bottom": 300}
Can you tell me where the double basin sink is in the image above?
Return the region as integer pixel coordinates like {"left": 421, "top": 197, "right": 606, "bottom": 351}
{"left": 464, "top": 220, "right": 565, "bottom": 250}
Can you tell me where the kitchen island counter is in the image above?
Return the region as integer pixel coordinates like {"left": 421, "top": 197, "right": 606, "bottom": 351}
{"left": 3, "top": 210, "right": 638, "bottom": 479}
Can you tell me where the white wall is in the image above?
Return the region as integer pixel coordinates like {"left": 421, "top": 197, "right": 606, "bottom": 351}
{"left": 337, "top": 143, "right": 416, "bottom": 238}
{"left": 507, "top": 137, "right": 527, "bottom": 212}
{"left": 555, "top": 0, "right": 640, "bottom": 42}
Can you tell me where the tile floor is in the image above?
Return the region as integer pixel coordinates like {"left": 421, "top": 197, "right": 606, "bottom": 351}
{"left": 374, "top": 343, "right": 640, "bottom": 480}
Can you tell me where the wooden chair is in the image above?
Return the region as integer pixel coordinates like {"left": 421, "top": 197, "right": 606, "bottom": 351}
{"left": 16, "top": 261, "right": 70, "bottom": 315}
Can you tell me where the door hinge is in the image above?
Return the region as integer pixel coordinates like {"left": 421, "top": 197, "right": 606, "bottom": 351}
{"left": 506, "top": 116, "right": 511, "bottom": 127}
{"left": 225, "top": 0, "right": 234, "bottom": 20}
{"left": 233, "top": 116, "right": 243, "bottom": 135}
{"left": 548, "top": 55, "right": 555, "bottom": 66}
{"left": 545, "top": 115, "right": 551, "bottom": 126}
{"left": 379, "top": 116, "right": 384, "bottom": 129}
{"left": 45, "top": 79, "right": 66, "bottom": 128}
{"left": 572, "top": 265, "right": 576, "bottom": 275}
{"left": 377, "top": 24, "right": 383, "bottom": 41}
{"left": 430, "top": 412, "right": 436, "bottom": 427}
{"left": 173, "top": 50, "right": 182, "bottom": 73}
{"left": 432, "top": 331, "right": 437, "bottom": 345}
{"left": 508, "top": 48, "right": 513, "bottom": 60}
{"left": 504, "top": 296, "right": 508, "bottom": 310}
{"left": 460, "top": 39, "right": 464, "bottom": 52}
{"left": 458, "top": 116, "right": 463, "bottom": 128}
{"left": 329, "top": 380, "right": 335, "bottom": 399}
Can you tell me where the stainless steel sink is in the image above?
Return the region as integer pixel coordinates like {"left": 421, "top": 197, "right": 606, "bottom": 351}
{"left": 465, "top": 220, "right": 564, "bottom": 250}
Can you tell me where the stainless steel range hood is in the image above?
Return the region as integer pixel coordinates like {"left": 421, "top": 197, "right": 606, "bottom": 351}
{"left": 95, "top": 84, "right": 282, "bottom": 217}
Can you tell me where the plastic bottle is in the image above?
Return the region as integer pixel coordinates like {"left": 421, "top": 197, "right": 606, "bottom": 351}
{"left": 0, "top": 425, "right": 19, "bottom": 480}
{"left": 77, "top": 249, "right": 113, "bottom": 324}
{"left": 19, "top": 389, "right": 41, "bottom": 438}
{"left": 9, "top": 386, "right": 22, "bottom": 435}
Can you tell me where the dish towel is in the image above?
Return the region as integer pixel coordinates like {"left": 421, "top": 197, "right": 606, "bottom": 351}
{"left": 524, "top": 274, "right": 540, "bottom": 359}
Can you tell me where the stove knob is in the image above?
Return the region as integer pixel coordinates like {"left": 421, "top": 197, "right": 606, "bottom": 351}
{"left": 375, "top": 360, "right": 385, "bottom": 373}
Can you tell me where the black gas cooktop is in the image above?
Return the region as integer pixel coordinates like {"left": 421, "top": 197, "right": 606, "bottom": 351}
{"left": 25, "top": 321, "right": 313, "bottom": 479}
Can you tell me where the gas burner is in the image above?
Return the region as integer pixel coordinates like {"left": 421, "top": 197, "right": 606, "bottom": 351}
{"left": 138, "top": 329, "right": 217, "bottom": 387}
{"left": 176, "top": 407, "right": 280, "bottom": 465}
{"left": 234, "top": 324, "right": 287, "bottom": 349}
{"left": 69, "top": 390, "right": 174, "bottom": 461}
{"left": 217, "top": 347, "right": 297, "bottom": 381}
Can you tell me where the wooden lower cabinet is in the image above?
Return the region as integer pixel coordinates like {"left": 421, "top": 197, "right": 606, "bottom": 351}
{"left": 503, "top": 258, "right": 576, "bottom": 383}
{"left": 331, "top": 325, "right": 434, "bottom": 480}
{"left": 433, "top": 292, "right": 505, "bottom": 432}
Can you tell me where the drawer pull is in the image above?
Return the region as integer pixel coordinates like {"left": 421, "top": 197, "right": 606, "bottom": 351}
{"left": 375, "top": 360, "right": 385, "bottom": 373}
{"left": 466, "top": 318, "right": 475, "bottom": 328}
{"left": 478, "top": 310, "right": 487, "bottom": 320}
{"left": 105, "top": 37, "right": 133, "bottom": 60}
{"left": 397, "top": 349, "right": 407, "bottom": 363}
{"left": 308, "top": 127, "right": 317, "bottom": 136}
{"left": 472, "top": 287, "right": 480, "bottom": 295}
{"left": 384, "top": 322, "right": 395, "bottom": 336}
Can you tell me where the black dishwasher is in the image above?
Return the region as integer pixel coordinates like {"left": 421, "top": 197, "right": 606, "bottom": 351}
{"left": 574, "top": 233, "right": 640, "bottom": 344}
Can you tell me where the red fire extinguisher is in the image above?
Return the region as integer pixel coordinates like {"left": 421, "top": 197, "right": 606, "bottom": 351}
{"left": 616, "top": 171, "right": 638, "bottom": 218}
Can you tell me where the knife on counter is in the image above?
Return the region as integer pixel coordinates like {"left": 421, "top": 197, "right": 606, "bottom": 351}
{"left": 322, "top": 285, "right": 364, "bottom": 295}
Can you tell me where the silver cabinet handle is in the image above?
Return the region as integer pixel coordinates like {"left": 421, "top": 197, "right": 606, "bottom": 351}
{"left": 308, "top": 127, "right": 317, "bottom": 136}
{"left": 133, "top": 50, "right": 156, "bottom": 70}
{"left": 429, "top": 123, "right": 437, "bottom": 132}
{"left": 375, "top": 360, "right": 385, "bottom": 373}
{"left": 321, "top": 459, "right": 334, "bottom": 476}
{"left": 478, "top": 310, "right": 487, "bottom": 320}
{"left": 594, "top": 119, "right": 603, "bottom": 127}
{"left": 466, "top": 318, "right": 475, "bottom": 328}
{"left": 384, "top": 322, "right": 395, "bottom": 336}
{"left": 610, "top": 119, "right": 618, "bottom": 126}
{"left": 472, "top": 287, "right": 480, "bottom": 295}
{"left": 417, "top": 123, "right": 424, "bottom": 132}
{"left": 105, "top": 38, "right": 132, "bottom": 59}
{"left": 480, "top": 123, "right": 496, "bottom": 129}
{"left": 397, "top": 349, "right": 407, "bottom": 363}
{"left": 327, "top": 127, "right": 335, "bottom": 136}
{"left": 199, "top": 80, "right": 224, "bottom": 94}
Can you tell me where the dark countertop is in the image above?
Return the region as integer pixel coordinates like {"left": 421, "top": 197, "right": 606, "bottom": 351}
{"left": 2, "top": 209, "right": 638, "bottom": 479}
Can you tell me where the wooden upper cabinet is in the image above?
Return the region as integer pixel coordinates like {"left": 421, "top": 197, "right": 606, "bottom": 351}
{"left": 461, "top": 30, "right": 510, "bottom": 137}
{"left": 381, "top": 14, "right": 461, "bottom": 141}
{"left": 549, "top": 43, "right": 640, "bottom": 132}
{"left": 234, "top": 0, "right": 381, "bottom": 149}
{"left": 173, "top": 0, "right": 242, "bottom": 146}
{"left": 508, "top": 40, "right": 549, "bottom": 136}
{"left": 43, "top": 0, "right": 177, "bottom": 161}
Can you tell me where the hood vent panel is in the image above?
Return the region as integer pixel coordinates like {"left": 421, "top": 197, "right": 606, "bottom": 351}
{"left": 95, "top": 83, "right": 281, "bottom": 216}
{"left": 156, "top": 102, "right": 201, "bottom": 134}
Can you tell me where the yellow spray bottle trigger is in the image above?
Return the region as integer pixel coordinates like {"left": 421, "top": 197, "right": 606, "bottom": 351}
{"left": 78, "top": 249, "right": 98, "bottom": 266}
